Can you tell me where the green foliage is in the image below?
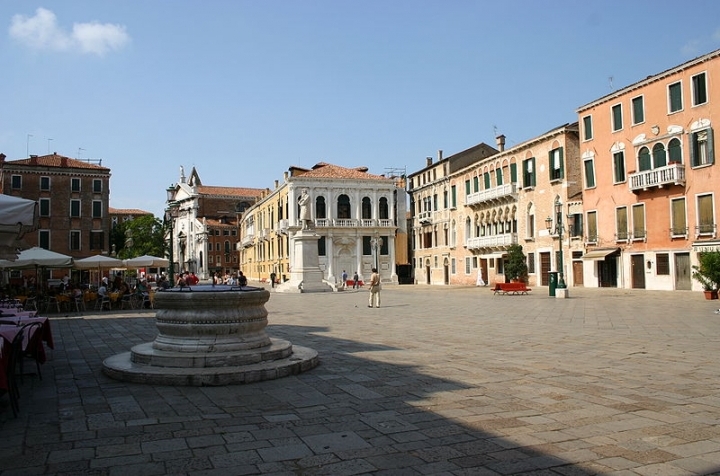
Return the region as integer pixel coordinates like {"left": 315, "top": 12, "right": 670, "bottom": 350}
{"left": 504, "top": 244, "right": 528, "bottom": 282}
{"left": 113, "top": 215, "right": 166, "bottom": 259}
{"left": 692, "top": 251, "right": 720, "bottom": 291}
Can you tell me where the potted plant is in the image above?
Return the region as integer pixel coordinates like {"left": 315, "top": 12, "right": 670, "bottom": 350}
{"left": 504, "top": 244, "right": 529, "bottom": 283}
{"left": 692, "top": 251, "right": 720, "bottom": 299}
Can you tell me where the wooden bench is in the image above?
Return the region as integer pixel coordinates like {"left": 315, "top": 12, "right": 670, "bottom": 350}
{"left": 492, "top": 282, "right": 532, "bottom": 295}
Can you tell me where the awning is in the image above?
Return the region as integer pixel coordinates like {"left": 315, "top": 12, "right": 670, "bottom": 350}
{"left": 692, "top": 241, "right": 720, "bottom": 252}
{"left": 582, "top": 248, "right": 619, "bottom": 260}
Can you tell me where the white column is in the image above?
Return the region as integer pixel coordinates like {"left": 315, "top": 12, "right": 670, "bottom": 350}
{"left": 389, "top": 233, "right": 397, "bottom": 282}
{"left": 355, "top": 237, "right": 364, "bottom": 282}
{"left": 326, "top": 232, "right": 334, "bottom": 283}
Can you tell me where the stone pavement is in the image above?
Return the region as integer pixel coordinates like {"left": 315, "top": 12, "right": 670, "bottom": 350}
{"left": 2, "top": 285, "right": 720, "bottom": 475}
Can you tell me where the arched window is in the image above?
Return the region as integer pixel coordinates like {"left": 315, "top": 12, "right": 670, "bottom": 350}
{"left": 337, "top": 194, "right": 351, "bottom": 219}
{"left": 527, "top": 202, "right": 535, "bottom": 239}
{"left": 668, "top": 138, "right": 682, "bottom": 163}
{"left": 638, "top": 146, "right": 651, "bottom": 171}
{"left": 379, "top": 197, "right": 389, "bottom": 219}
{"left": 315, "top": 196, "right": 326, "bottom": 219}
{"left": 362, "top": 197, "right": 371, "bottom": 219}
{"left": 653, "top": 143, "right": 667, "bottom": 168}
{"left": 465, "top": 217, "right": 471, "bottom": 240}
{"left": 224, "top": 240, "right": 231, "bottom": 253}
{"left": 450, "top": 219, "right": 456, "bottom": 247}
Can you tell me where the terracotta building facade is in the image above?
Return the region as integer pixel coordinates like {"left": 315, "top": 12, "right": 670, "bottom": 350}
{"left": 577, "top": 48, "right": 720, "bottom": 290}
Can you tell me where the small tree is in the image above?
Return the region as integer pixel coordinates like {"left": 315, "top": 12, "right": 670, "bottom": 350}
{"left": 692, "top": 251, "right": 720, "bottom": 291}
{"left": 504, "top": 244, "right": 528, "bottom": 282}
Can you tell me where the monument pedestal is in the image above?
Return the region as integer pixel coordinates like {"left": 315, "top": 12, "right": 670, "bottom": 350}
{"left": 276, "top": 228, "right": 333, "bottom": 293}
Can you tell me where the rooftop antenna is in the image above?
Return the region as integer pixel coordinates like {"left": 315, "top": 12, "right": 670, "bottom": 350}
{"left": 78, "top": 147, "right": 85, "bottom": 159}
{"left": 26, "top": 134, "right": 32, "bottom": 157}
{"left": 609, "top": 76, "right": 614, "bottom": 90}
{"left": 493, "top": 125, "right": 498, "bottom": 137}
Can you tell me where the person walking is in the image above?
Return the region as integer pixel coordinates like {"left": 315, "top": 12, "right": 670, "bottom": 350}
{"left": 270, "top": 271, "right": 277, "bottom": 288}
{"left": 353, "top": 271, "right": 359, "bottom": 289}
{"left": 368, "top": 267, "right": 381, "bottom": 308}
{"left": 341, "top": 270, "right": 348, "bottom": 290}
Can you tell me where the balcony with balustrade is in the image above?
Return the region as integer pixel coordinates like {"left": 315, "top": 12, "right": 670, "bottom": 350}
{"left": 466, "top": 183, "right": 518, "bottom": 207}
{"left": 241, "top": 233, "right": 255, "bottom": 247}
{"left": 277, "top": 219, "right": 288, "bottom": 234}
{"left": 629, "top": 163, "right": 685, "bottom": 192}
{"left": 466, "top": 233, "right": 518, "bottom": 250}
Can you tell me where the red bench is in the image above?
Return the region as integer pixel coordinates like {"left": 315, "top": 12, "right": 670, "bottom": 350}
{"left": 346, "top": 280, "right": 364, "bottom": 287}
{"left": 492, "top": 282, "right": 532, "bottom": 295}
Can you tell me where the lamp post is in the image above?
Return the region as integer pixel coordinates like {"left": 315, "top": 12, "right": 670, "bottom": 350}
{"left": 545, "top": 198, "right": 567, "bottom": 289}
{"left": 165, "top": 185, "right": 179, "bottom": 285}
{"left": 370, "top": 234, "right": 383, "bottom": 270}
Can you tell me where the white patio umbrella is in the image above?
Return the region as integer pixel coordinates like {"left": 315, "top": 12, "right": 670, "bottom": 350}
{"left": 0, "top": 195, "right": 38, "bottom": 260}
{"left": 0, "top": 247, "right": 73, "bottom": 269}
{"left": 123, "top": 254, "right": 169, "bottom": 268}
{"left": 74, "top": 254, "right": 125, "bottom": 287}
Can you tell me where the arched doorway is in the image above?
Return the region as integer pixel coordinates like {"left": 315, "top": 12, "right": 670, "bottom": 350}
{"left": 443, "top": 257, "right": 449, "bottom": 285}
{"left": 425, "top": 259, "right": 431, "bottom": 285}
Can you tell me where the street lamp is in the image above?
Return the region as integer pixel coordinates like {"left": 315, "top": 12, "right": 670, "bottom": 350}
{"left": 370, "top": 234, "right": 383, "bottom": 270}
{"left": 165, "top": 185, "right": 179, "bottom": 284}
{"left": 545, "top": 198, "right": 567, "bottom": 289}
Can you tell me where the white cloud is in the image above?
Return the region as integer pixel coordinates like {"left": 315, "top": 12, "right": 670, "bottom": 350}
{"left": 9, "top": 7, "right": 129, "bottom": 56}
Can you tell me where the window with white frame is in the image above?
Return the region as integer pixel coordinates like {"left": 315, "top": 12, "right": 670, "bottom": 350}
{"left": 549, "top": 147, "right": 564, "bottom": 181}
{"left": 632, "top": 95, "right": 644, "bottom": 125}
{"left": 587, "top": 211, "right": 598, "bottom": 243}
{"left": 39, "top": 198, "right": 50, "bottom": 217}
{"left": 668, "top": 138, "right": 683, "bottom": 164}
{"left": 582, "top": 115, "right": 593, "bottom": 141}
{"left": 697, "top": 193, "right": 715, "bottom": 236}
{"left": 39, "top": 230, "right": 50, "bottom": 249}
{"left": 692, "top": 72, "right": 708, "bottom": 106}
{"left": 522, "top": 157, "right": 536, "bottom": 188}
{"left": 93, "top": 179, "right": 102, "bottom": 193}
{"left": 653, "top": 143, "right": 667, "bottom": 168}
{"left": 70, "top": 231, "right": 81, "bottom": 251}
{"left": 583, "top": 153, "right": 596, "bottom": 188}
{"left": 526, "top": 203, "right": 535, "bottom": 239}
{"left": 71, "top": 177, "right": 81, "bottom": 192}
{"left": 611, "top": 104, "right": 623, "bottom": 132}
{"left": 690, "top": 128, "right": 714, "bottom": 167}
{"left": 465, "top": 257, "right": 471, "bottom": 274}
{"left": 70, "top": 199, "right": 81, "bottom": 218}
{"left": 616, "top": 207, "right": 628, "bottom": 241}
{"left": 40, "top": 176, "right": 50, "bottom": 191}
{"left": 632, "top": 203, "right": 646, "bottom": 240}
{"left": 668, "top": 81, "right": 683, "bottom": 113}
{"left": 671, "top": 197, "right": 687, "bottom": 236}
{"left": 638, "top": 146, "right": 651, "bottom": 171}
{"left": 451, "top": 258, "right": 455, "bottom": 274}
{"left": 613, "top": 150, "right": 626, "bottom": 183}
{"left": 527, "top": 252, "right": 535, "bottom": 274}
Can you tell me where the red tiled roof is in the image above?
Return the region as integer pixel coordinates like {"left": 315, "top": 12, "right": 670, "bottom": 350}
{"left": 197, "top": 185, "right": 265, "bottom": 197}
{"left": 6, "top": 153, "right": 109, "bottom": 170}
{"left": 109, "top": 207, "right": 153, "bottom": 216}
{"left": 205, "top": 218, "right": 238, "bottom": 227}
{"left": 293, "top": 163, "right": 390, "bottom": 181}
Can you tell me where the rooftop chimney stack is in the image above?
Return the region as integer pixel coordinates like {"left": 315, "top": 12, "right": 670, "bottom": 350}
{"left": 496, "top": 134, "right": 506, "bottom": 152}
{"left": 438, "top": 150, "right": 443, "bottom": 161}
{"left": 426, "top": 156, "right": 433, "bottom": 167}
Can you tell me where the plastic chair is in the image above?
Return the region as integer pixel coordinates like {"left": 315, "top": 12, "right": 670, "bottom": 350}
{"left": 72, "top": 295, "right": 86, "bottom": 314}
{"left": 94, "top": 294, "right": 111, "bottom": 311}
{"left": 120, "top": 293, "right": 135, "bottom": 310}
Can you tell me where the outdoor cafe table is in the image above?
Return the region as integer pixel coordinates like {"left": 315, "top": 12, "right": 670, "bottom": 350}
{"left": 0, "top": 315, "right": 54, "bottom": 391}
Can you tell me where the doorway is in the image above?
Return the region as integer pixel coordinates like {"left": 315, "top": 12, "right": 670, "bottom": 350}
{"left": 631, "top": 254, "right": 646, "bottom": 289}
{"left": 540, "top": 252, "right": 551, "bottom": 285}
{"left": 675, "top": 253, "right": 691, "bottom": 290}
{"left": 572, "top": 261, "right": 584, "bottom": 287}
{"left": 443, "top": 258, "right": 449, "bottom": 285}
{"left": 425, "top": 260, "right": 431, "bottom": 285}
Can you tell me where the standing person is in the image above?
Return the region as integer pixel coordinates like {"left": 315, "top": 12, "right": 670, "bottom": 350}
{"left": 341, "top": 270, "right": 348, "bottom": 290}
{"left": 368, "top": 267, "right": 381, "bottom": 308}
{"left": 238, "top": 271, "right": 247, "bottom": 287}
{"left": 270, "top": 271, "right": 277, "bottom": 288}
{"left": 353, "top": 271, "right": 359, "bottom": 289}
{"left": 476, "top": 269, "right": 485, "bottom": 287}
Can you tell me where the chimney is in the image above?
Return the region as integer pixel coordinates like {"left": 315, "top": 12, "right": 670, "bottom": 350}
{"left": 0, "top": 153, "right": 5, "bottom": 163}
{"left": 438, "top": 150, "right": 443, "bottom": 161}
{"left": 61, "top": 157, "right": 68, "bottom": 167}
{"left": 283, "top": 171, "right": 289, "bottom": 181}
{"left": 496, "top": 134, "right": 506, "bottom": 152}
{"left": 426, "top": 156, "right": 433, "bottom": 167}
{"left": 29, "top": 155, "right": 38, "bottom": 165}
{"left": 274, "top": 179, "right": 279, "bottom": 189}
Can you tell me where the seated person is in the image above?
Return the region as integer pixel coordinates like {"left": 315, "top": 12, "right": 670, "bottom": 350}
{"left": 98, "top": 278, "right": 109, "bottom": 297}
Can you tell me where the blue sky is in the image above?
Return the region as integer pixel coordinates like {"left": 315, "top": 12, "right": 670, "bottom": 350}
{"left": 3, "top": 1, "right": 720, "bottom": 217}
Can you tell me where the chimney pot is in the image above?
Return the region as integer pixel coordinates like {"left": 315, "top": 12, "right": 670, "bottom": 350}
{"left": 438, "top": 150, "right": 443, "bottom": 161}
{"left": 496, "top": 134, "right": 506, "bottom": 152}
{"left": 426, "top": 156, "right": 433, "bottom": 167}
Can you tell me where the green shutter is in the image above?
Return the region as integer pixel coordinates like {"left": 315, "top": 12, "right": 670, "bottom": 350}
{"left": 484, "top": 172, "right": 490, "bottom": 189}
{"left": 465, "top": 180, "right": 470, "bottom": 195}
{"left": 708, "top": 127, "right": 715, "bottom": 164}
{"left": 638, "top": 147, "right": 651, "bottom": 171}
{"left": 473, "top": 176, "right": 479, "bottom": 192}
{"left": 451, "top": 185, "right": 456, "bottom": 208}
{"left": 496, "top": 169, "right": 502, "bottom": 186}
{"left": 510, "top": 163, "right": 517, "bottom": 183}
{"left": 531, "top": 158, "right": 536, "bottom": 187}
